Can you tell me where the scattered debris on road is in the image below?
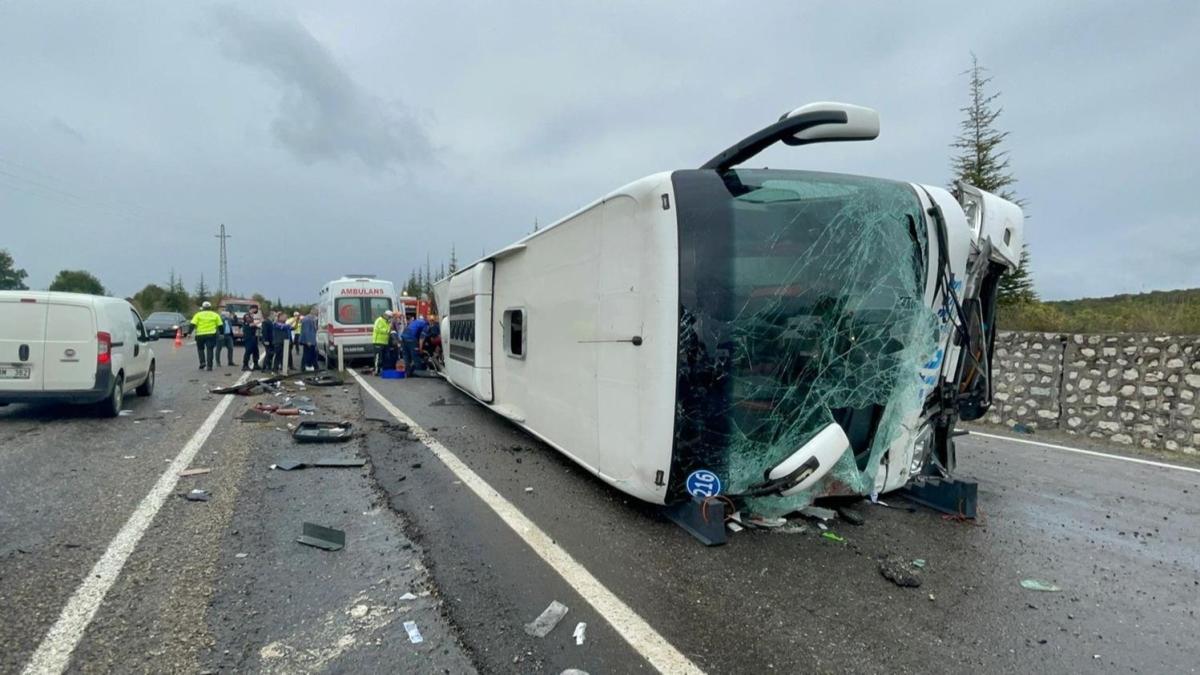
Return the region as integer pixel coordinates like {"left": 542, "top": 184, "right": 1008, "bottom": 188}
{"left": 799, "top": 505, "right": 836, "bottom": 521}
{"left": 297, "top": 522, "right": 345, "bottom": 551}
{"left": 271, "top": 460, "right": 306, "bottom": 471}
{"left": 573, "top": 622, "right": 587, "bottom": 646}
{"left": 184, "top": 489, "right": 211, "bottom": 502}
{"left": 821, "top": 531, "right": 846, "bottom": 543}
{"left": 399, "top": 592, "right": 417, "bottom": 601}
{"left": 118, "top": 410, "right": 132, "bottom": 417}
{"left": 879, "top": 556, "right": 924, "bottom": 587}
{"left": 836, "top": 505, "right": 865, "bottom": 525}
{"left": 1020, "top": 579, "right": 1063, "bottom": 592}
{"left": 179, "top": 467, "right": 211, "bottom": 477}
{"left": 292, "top": 421, "right": 354, "bottom": 443}
{"left": 524, "top": 601, "right": 569, "bottom": 638}
{"left": 239, "top": 408, "right": 272, "bottom": 423}
{"left": 403, "top": 620, "right": 424, "bottom": 644}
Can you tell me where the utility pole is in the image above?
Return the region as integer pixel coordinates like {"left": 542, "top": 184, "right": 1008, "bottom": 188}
{"left": 215, "top": 224, "right": 231, "bottom": 296}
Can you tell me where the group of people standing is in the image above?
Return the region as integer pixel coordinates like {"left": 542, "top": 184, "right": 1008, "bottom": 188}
{"left": 372, "top": 310, "right": 440, "bottom": 376}
{"left": 189, "top": 302, "right": 320, "bottom": 372}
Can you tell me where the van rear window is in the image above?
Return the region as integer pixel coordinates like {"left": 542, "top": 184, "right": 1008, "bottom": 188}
{"left": 335, "top": 297, "right": 392, "bottom": 325}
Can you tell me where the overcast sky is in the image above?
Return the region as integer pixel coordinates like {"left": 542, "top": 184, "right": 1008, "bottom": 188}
{"left": 1, "top": 1, "right": 1197, "bottom": 302}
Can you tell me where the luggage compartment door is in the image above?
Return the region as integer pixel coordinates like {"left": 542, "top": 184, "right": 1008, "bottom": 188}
{"left": 596, "top": 196, "right": 648, "bottom": 483}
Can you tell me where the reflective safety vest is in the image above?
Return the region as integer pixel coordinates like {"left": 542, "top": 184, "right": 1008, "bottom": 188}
{"left": 190, "top": 310, "right": 222, "bottom": 336}
{"left": 372, "top": 316, "right": 390, "bottom": 345}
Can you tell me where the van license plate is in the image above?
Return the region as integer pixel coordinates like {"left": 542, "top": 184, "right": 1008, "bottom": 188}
{"left": 0, "top": 365, "right": 31, "bottom": 379}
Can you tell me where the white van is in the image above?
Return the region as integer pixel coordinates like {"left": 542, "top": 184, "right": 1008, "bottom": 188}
{"left": 0, "top": 291, "right": 157, "bottom": 416}
{"left": 315, "top": 276, "right": 396, "bottom": 363}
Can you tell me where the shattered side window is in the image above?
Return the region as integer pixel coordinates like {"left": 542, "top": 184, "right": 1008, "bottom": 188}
{"left": 671, "top": 169, "right": 938, "bottom": 514}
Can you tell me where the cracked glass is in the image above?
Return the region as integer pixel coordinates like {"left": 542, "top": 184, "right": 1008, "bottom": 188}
{"left": 671, "top": 169, "right": 939, "bottom": 514}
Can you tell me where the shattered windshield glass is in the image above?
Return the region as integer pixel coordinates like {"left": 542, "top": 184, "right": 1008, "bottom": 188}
{"left": 671, "top": 169, "right": 938, "bottom": 514}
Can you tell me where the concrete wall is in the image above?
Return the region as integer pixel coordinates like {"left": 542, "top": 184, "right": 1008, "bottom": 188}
{"left": 985, "top": 331, "right": 1200, "bottom": 455}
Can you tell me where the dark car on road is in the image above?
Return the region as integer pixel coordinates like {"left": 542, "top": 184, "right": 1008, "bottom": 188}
{"left": 143, "top": 311, "right": 192, "bottom": 338}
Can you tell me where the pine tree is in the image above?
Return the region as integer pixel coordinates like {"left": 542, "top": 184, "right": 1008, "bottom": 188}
{"left": 194, "top": 275, "right": 210, "bottom": 304}
{"left": 951, "top": 54, "right": 1036, "bottom": 305}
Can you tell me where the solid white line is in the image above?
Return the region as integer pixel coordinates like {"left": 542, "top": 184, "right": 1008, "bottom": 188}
{"left": 967, "top": 430, "right": 1200, "bottom": 475}
{"left": 22, "top": 372, "right": 250, "bottom": 675}
{"left": 352, "top": 372, "right": 703, "bottom": 675}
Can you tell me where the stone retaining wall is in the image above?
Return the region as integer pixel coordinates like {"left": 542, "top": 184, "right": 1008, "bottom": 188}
{"left": 984, "top": 331, "right": 1200, "bottom": 455}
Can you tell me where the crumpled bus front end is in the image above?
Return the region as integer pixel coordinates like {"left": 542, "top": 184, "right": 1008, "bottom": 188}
{"left": 667, "top": 168, "right": 944, "bottom": 515}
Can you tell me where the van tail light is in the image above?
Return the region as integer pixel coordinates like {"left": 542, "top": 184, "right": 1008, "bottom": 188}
{"left": 97, "top": 331, "right": 112, "bottom": 365}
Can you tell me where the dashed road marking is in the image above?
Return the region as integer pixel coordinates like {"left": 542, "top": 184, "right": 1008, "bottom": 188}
{"left": 22, "top": 373, "right": 251, "bottom": 675}
{"left": 968, "top": 430, "right": 1200, "bottom": 475}
{"left": 353, "top": 372, "right": 704, "bottom": 675}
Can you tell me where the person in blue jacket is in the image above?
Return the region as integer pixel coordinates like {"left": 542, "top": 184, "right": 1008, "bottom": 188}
{"left": 401, "top": 314, "right": 429, "bottom": 376}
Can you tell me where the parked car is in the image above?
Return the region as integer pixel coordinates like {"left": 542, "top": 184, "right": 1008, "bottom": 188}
{"left": 143, "top": 311, "right": 192, "bottom": 338}
{"left": 0, "top": 291, "right": 157, "bottom": 416}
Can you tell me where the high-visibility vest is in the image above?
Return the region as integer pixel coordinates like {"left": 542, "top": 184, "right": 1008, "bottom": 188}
{"left": 372, "top": 316, "right": 390, "bottom": 345}
{"left": 190, "top": 310, "right": 222, "bottom": 336}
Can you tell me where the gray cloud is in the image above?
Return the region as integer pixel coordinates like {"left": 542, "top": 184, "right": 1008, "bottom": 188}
{"left": 49, "top": 117, "right": 86, "bottom": 144}
{"left": 210, "top": 6, "right": 430, "bottom": 170}
{"left": 0, "top": 1, "right": 1196, "bottom": 303}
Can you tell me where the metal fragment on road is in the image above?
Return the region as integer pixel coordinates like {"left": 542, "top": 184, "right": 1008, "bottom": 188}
{"left": 179, "top": 468, "right": 211, "bottom": 477}
{"left": 297, "top": 522, "right": 345, "bottom": 551}
{"left": 403, "top": 620, "right": 423, "bottom": 644}
{"left": 272, "top": 460, "right": 305, "bottom": 471}
{"left": 312, "top": 457, "right": 367, "bottom": 467}
{"left": 184, "top": 489, "right": 210, "bottom": 502}
{"left": 799, "top": 505, "right": 836, "bottom": 521}
{"left": 1021, "top": 579, "right": 1063, "bottom": 592}
{"left": 573, "top": 622, "right": 587, "bottom": 645}
{"left": 524, "top": 601, "right": 569, "bottom": 638}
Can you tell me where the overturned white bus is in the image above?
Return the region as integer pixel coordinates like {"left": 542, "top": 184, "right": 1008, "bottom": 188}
{"left": 433, "top": 102, "right": 1023, "bottom": 519}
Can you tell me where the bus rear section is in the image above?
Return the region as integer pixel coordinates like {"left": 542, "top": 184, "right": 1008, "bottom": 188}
{"left": 318, "top": 277, "right": 395, "bottom": 363}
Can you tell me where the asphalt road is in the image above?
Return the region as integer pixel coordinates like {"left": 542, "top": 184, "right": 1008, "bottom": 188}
{"left": 360, "top": 375, "right": 1200, "bottom": 675}
{"left": 0, "top": 343, "right": 472, "bottom": 674}
{"left": 2, "top": 344, "right": 1197, "bottom": 674}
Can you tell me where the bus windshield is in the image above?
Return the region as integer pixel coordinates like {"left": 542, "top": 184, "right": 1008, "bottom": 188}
{"left": 671, "top": 168, "right": 938, "bottom": 513}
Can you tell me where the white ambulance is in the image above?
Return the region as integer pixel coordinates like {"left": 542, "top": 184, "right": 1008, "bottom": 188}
{"left": 316, "top": 276, "right": 396, "bottom": 364}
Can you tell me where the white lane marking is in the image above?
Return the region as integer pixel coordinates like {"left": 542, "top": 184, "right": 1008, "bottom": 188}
{"left": 22, "top": 372, "right": 251, "bottom": 675}
{"left": 967, "top": 430, "right": 1200, "bottom": 475}
{"left": 353, "top": 372, "right": 703, "bottom": 675}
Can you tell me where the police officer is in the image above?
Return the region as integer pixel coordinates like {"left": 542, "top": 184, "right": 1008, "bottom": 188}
{"left": 189, "top": 301, "right": 222, "bottom": 371}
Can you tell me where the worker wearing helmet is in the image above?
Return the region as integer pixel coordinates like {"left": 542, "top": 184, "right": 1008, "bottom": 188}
{"left": 372, "top": 309, "right": 394, "bottom": 375}
{"left": 190, "top": 301, "right": 223, "bottom": 371}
